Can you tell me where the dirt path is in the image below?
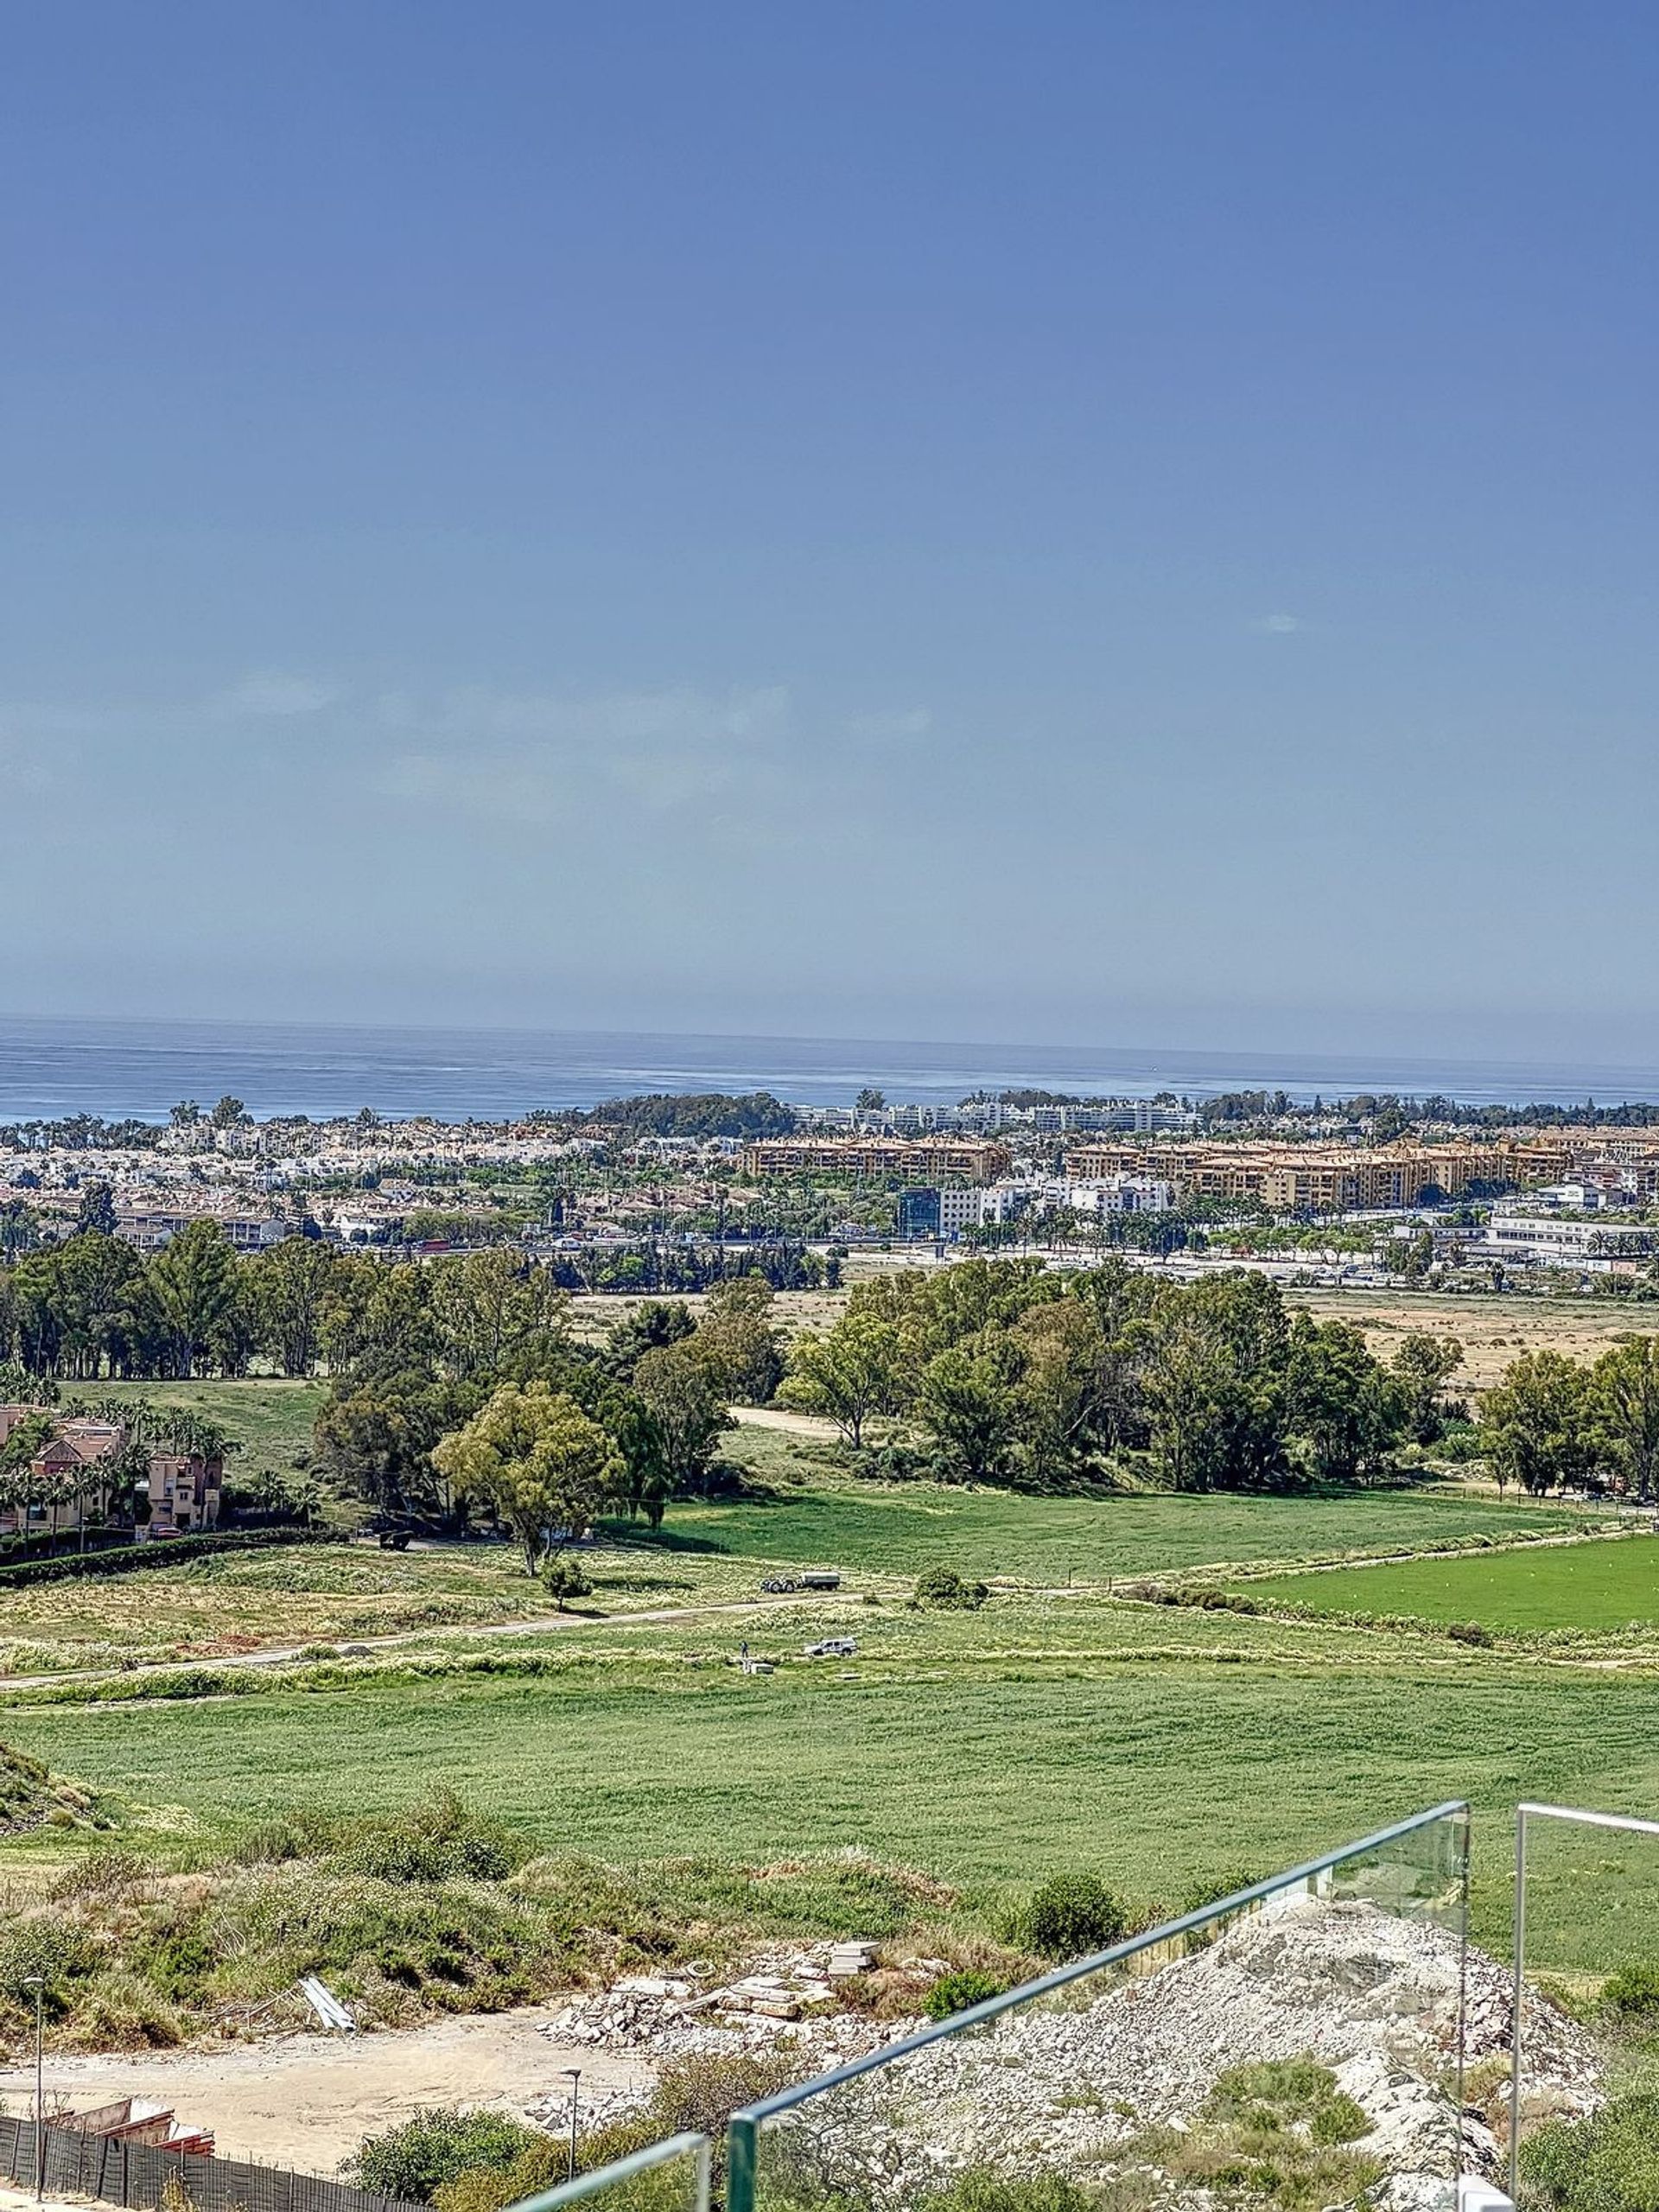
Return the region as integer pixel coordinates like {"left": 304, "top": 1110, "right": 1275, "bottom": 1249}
{"left": 728, "top": 1405, "right": 842, "bottom": 1440}
{"left": 0, "top": 1591, "right": 874, "bottom": 1697}
{"left": 0, "top": 2011, "right": 648, "bottom": 2175}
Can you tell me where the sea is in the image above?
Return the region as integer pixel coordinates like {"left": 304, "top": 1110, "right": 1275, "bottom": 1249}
{"left": 2, "top": 1014, "right": 1657, "bottom": 1125}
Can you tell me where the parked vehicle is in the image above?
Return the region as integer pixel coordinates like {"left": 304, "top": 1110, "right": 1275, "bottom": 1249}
{"left": 804, "top": 1637, "right": 857, "bottom": 1659}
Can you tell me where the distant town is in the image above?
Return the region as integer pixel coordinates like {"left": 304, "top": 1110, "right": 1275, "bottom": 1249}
{"left": 3, "top": 1083, "right": 1658, "bottom": 1302}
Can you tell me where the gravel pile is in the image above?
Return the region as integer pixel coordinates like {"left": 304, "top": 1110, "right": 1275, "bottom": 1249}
{"left": 758, "top": 1898, "right": 1601, "bottom": 2209}
{"left": 537, "top": 1943, "right": 921, "bottom": 2069}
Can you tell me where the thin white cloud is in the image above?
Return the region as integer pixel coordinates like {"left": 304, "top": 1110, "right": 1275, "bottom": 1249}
{"left": 843, "top": 707, "right": 932, "bottom": 742}
{"left": 371, "top": 683, "right": 796, "bottom": 823}
{"left": 378, "top": 753, "right": 566, "bottom": 825}
{"left": 215, "top": 671, "right": 341, "bottom": 717}
{"left": 1254, "top": 613, "right": 1302, "bottom": 635}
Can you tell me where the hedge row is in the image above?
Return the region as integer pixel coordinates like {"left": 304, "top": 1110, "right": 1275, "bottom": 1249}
{"left": 0, "top": 1526, "right": 325, "bottom": 1588}
{"left": 0, "top": 1525, "right": 143, "bottom": 1570}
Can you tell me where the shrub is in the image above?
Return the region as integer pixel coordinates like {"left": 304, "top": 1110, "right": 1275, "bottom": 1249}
{"left": 1603, "top": 1962, "right": 1659, "bottom": 2020}
{"left": 1447, "top": 1620, "right": 1493, "bottom": 1647}
{"left": 918, "top": 2173, "right": 1096, "bottom": 2212}
{"left": 350, "top": 2107, "right": 546, "bottom": 2203}
{"left": 434, "top": 2141, "right": 561, "bottom": 2212}
{"left": 923, "top": 1968, "right": 1006, "bottom": 2021}
{"left": 914, "top": 1566, "right": 988, "bottom": 1611}
{"left": 63, "top": 1967, "right": 183, "bottom": 2050}
{"left": 1521, "top": 2092, "right": 1659, "bottom": 2210}
{"left": 541, "top": 1558, "right": 593, "bottom": 1606}
{"left": 49, "top": 1849, "right": 145, "bottom": 1904}
{"left": 577, "top": 2053, "right": 796, "bottom": 2196}
{"left": 1020, "top": 1872, "right": 1128, "bottom": 1961}
{"left": 0, "top": 1915, "right": 97, "bottom": 2004}
{"left": 331, "top": 1790, "right": 531, "bottom": 1885}
{"left": 1180, "top": 1870, "right": 1262, "bottom": 1916}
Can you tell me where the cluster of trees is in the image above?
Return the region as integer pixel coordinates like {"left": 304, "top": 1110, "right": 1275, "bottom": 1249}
{"left": 0, "top": 1116, "right": 165, "bottom": 1154}
{"left": 0, "top": 1221, "right": 270, "bottom": 1379}
{"left": 313, "top": 1268, "right": 785, "bottom": 1566}
{"left": 0, "top": 1227, "right": 702, "bottom": 1382}
{"left": 1480, "top": 1340, "right": 1659, "bottom": 1497}
{"left": 546, "top": 1238, "right": 836, "bottom": 1294}
{"left": 964, "top": 1210, "right": 1198, "bottom": 1257}
{"left": 781, "top": 1258, "right": 1465, "bottom": 1491}
{"left": 1198, "top": 1089, "right": 1659, "bottom": 1134}
{"left": 571, "top": 1090, "right": 798, "bottom": 1141}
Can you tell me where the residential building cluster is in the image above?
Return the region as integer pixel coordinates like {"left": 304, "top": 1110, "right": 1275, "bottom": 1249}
{"left": 1060, "top": 1138, "right": 1645, "bottom": 1210}
{"left": 795, "top": 1097, "right": 1200, "bottom": 1137}
{"left": 741, "top": 1136, "right": 1015, "bottom": 1182}
{"left": 0, "top": 1403, "right": 223, "bottom": 1540}
{"left": 898, "top": 1173, "right": 1178, "bottom": 1239}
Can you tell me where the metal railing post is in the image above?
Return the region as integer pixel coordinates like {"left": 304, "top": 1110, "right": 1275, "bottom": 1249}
{"left": 725, "top": 2114, "right": 756, "bottom": 2212}
{"left": 1510, "top": 1804, "right": 1528, "bottom": 2203}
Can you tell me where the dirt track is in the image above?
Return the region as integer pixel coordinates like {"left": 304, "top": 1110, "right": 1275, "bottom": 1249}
{"left": 0, "top": 2009, "right": 647, "bottom": 2174}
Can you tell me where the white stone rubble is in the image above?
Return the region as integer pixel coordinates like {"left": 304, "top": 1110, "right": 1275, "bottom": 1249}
{"left": 750, "top": 1901, "right": 1599, "bottom": 2206}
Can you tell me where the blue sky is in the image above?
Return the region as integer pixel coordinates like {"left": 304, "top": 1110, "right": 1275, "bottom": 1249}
{"left": 3, "top": 2, "right": 1656, "bottom": 1060}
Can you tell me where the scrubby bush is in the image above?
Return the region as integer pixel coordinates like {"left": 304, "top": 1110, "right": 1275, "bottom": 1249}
{"left": 913, "top": 1566, "right": 989, "bottom": 1610}
{"left": 918, "top": 2172, "right": 1096, "bottom": 2212}
{"left": 0, "top": 1914, "right": 96, "bottom": 2004}
{"left": 350, "top": 2107, "right": 545, "bottom": 2203}
{"left": 1020, "top": 1872, "right": 1128, "bottom": 1961}
{"left": 331, "top": 1790, "right": 531, "bottom": 1885}
{"left": 540, "top": 1558, "right": 593, "bottom": 1607}
{"left": 567, "top": 2054, "right": 798, "bottom": 2212}
{"left": 1447, "top": 1620, "right": 1493, "bottom": 1647}
{"left": 1180, "top": 1870, "right": 1262, "bottom": 1916}
{"left": 1521, "top": 2091, "right": 1659, "bottom": 2210}
{"left": 49, "top": 1849, "right": 146, "bottom": 1904}
{"left": 1603, "top": 1962, "right": 1659, "bottom": 2020}
{"left": 62, "top": 1968, "right": 183, "bottom": 2050}
{"left": 435, "top": 2143, "right": 562, "bottom": 2212}
{"left": 922, "top": 1967, "right": 1006, "bottom": 2021}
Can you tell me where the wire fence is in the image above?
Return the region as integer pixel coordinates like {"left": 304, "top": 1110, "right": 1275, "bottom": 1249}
{"left": 0, "top": 2113, "right": 424, "bottom": 2212}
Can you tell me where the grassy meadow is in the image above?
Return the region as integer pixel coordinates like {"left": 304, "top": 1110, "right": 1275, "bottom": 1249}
{"left": 83, "top": 1376, "right": 324, "bottom": 1477}
{"left": 8, "top": 1617, "right": 1659, "bottom": 1962}
{"left": 6, "top": 1371, "right": 1659, "bottom": 2018}
{"left": 1239, "top": 1533, "right": 1659, "bottom": 1632}
{"left": 706, "top": 1422, "right": 1586, "bottom": 1580}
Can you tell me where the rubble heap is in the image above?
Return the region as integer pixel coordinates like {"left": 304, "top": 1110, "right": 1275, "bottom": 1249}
{"left": 753, "top": 1900, "right": 1601, "bottom": 2209}
{"left": 538, "top": 1940, "right": 918, "bottom": 2069}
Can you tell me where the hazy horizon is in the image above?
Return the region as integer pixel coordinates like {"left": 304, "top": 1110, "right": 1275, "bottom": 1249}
{"left": 8, "top": 1008, "right": 1659, "bottom": 1125}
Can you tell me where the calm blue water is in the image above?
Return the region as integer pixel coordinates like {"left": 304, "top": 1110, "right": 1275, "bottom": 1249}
{"left": 1, "top": 1014, "right": 1656, "bottom": 1123}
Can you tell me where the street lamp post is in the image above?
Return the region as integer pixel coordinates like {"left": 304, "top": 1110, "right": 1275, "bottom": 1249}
{"left": 561, "top": 2069, "right": 582, "bottom": 2181}
{"left": 22, "top": 1974, "right": 44, "bottom": 2202}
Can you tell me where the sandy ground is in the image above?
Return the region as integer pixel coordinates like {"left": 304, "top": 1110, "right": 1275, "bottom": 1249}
{"left": 727, "top": 1405, "right": 841, "bottom": 1440}
{"left": 2, "top": 2185, "right": 87, "bottom": 2212}
{"left": 0, "top": 2011, "right": 648, "bottom": 2176}
{"left": 1290, "top": 1288, "right": 1649, "bottom": 1389}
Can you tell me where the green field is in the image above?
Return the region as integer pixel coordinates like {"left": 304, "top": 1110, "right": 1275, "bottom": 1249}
{"left": 1241, "top": 1534, "right": 1659, "bottom": 1632}
{"left": 4, "top": 1396, "right": 1654, "bottom": 2006}
{"left": 9, "top": 1637, "right": 1658, "bottom": 1964}
{"left": 659, "top": 1427, "right": 1586, "bottom": 1580}
{"left": 0, "top": 1535, "right": 766, "bottom": 1673}
{"left": 86, "top": 1377, "right": 324, "bottom": 1478}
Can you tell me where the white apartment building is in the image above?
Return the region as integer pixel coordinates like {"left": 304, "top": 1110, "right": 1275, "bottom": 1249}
{"left": 1061, "top": 1174, "right": 1178, "bottom": 1215}
{"left": 1482, "top": 1206, "right": 1654, "bottom": 1267}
